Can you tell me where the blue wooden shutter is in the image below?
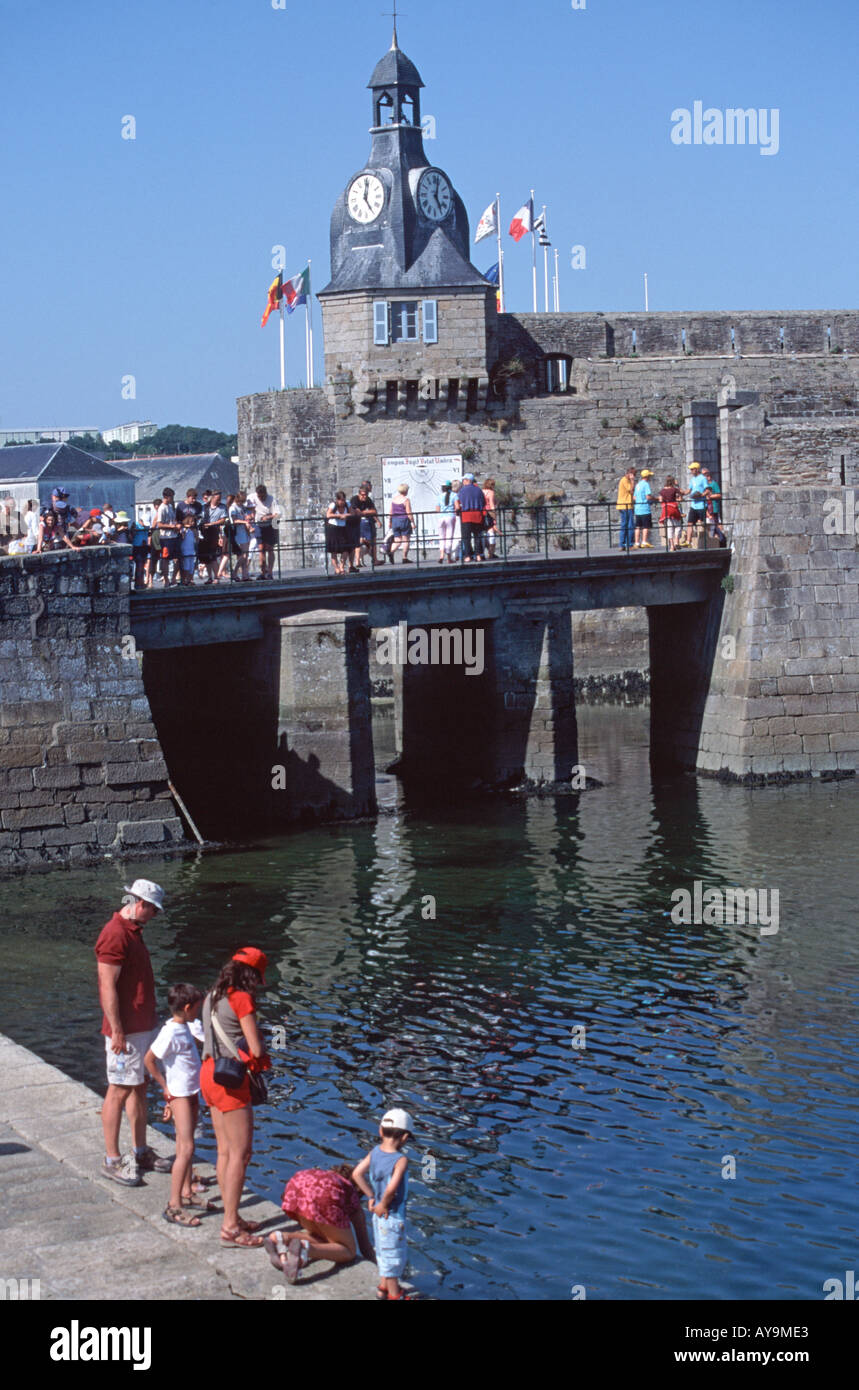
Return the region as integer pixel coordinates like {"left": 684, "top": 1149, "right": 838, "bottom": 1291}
{"left": 422, "top": 299, "right": 438, "bottom": 344}
{"left": 373, "top": 300, "right": 389, "bottom": 345}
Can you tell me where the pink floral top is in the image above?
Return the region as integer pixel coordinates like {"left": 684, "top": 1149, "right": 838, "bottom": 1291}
{"left": 281, "top": 1168, "right": 361, "bottom": 1230}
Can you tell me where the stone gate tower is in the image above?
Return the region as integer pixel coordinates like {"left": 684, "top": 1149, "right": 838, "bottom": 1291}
{"left": 318, "top": 26, "right": 497, "bottom": 421}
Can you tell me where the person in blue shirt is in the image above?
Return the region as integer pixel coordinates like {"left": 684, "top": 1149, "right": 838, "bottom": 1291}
{"left": 683, "top": 462, "right": 709, "bottom": 546}
{"left": 128, "top": 514, "right": 151, "bottom": 590}
{"left": 633, "top": 470, "right": 655, "bottom": 549}
{"left": 352, "top": 1106, "right": 415, "bottom": 1301}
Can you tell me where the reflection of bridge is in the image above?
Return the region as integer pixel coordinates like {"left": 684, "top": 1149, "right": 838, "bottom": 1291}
{"left": 133, "top": 549, "right": 731, "bottom": 834}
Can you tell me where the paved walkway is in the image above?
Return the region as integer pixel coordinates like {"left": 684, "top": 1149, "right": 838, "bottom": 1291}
{"left": 0, "top": 1032, "right": 376, "bottom": 1301}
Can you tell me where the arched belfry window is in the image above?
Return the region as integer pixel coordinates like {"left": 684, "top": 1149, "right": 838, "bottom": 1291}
{"left": 399, "top": 93, "right": 419, "bottom": 126}
{"left": 375, "top": 91, "right": 395, "bottom": 126}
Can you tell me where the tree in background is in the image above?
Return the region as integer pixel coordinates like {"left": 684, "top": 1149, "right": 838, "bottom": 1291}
{"left": 65, "top": 426, "right": 237, "bottom": 460}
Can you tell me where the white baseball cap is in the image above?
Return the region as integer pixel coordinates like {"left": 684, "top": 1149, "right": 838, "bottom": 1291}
{"left": 124, "top": 879, "right": 165, "bottom": 912}
{"left": 381, "top": 1108, "right": 414, "bottom": 1133}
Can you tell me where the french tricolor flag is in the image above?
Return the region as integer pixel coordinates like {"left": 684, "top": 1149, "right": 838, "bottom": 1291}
{"left": 509, "top": 200, "right": 533, "bottom": 242}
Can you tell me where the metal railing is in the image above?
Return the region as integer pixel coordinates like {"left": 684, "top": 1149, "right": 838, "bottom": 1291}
{"left": 131, "top": 499, "right": 733, "bottom": 588}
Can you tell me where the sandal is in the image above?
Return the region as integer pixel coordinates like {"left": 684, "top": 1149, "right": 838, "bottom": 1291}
{"left": 191, "top": 1172, "right": 216, "bottom": 1192}
{"left": 182, "top": 1196, "right": 219, "bottom": 1211}
{"left": 164, "top": 1205, "right": 201, "bottom": 1227}
{"left": 267, "top": 1231, "right": 288, "bottom": 1274}
{"left": 220, "top": 1225, "right": 264, "bottom": 1248}
{"left": 237, "top": 1216, "right": 262, "bottom": 1233}
{"left": 284, "top": 1237, "right": 309, "bottom": 1284}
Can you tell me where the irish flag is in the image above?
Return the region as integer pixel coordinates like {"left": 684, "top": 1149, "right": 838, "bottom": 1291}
{"left": 283, "top": 265, "right": 310, "bottom": 314}
{"left": 509, "top": 201, "right": 533, "bottom": 242}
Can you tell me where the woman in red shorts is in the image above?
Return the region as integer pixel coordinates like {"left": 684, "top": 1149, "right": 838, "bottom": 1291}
{"left": 200, "top": 947, "right": 270, "bottom": 1248}
{"left": 267, "top": 1164, "right": 375, "bottom": 1283}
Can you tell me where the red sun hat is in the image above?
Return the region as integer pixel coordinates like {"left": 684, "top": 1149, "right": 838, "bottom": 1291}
{"left": 232, "top": 946, "right": 267, "bottom": 983}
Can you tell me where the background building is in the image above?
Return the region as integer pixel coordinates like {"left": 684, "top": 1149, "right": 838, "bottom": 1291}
{"left": 101, "top": 421, "right": 158, "bottom": 446}
{"left": 0, "top": 443, "right": 137, "bottom": 536}
{"left": 0, "top": 427, "right": 100, "bottom": 447}
{"left": 239, "top": 34, "right": 859, "bottom": 532}
{"left": 122, "top": 452, "right": 239, "bottom": 517}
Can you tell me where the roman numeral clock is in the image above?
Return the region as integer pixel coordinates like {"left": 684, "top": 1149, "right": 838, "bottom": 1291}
{"left": 318, "top": 26, "right": 496, "bottom": 418}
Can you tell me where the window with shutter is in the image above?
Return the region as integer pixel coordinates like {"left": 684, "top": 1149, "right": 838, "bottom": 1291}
{"left": 373, "top": 300, "right": 389, "bottom": 346}
{"left": 422, "top": 300, "right": 438, "bottom": 344}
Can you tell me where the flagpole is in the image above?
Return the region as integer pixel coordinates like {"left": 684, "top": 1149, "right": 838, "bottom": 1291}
{"left": 496, "top": 193, "right": 505, "bottom": 313}
{"left": 644, "top": 272, "right": 649, "bottom": 312}
{"left": 554, "top": 248, "right": 560, "bottom": 312}
{"left": 279, "top": 301, "right": 286, "bottom": 390}
{"left": 542, "top": 206, "right": 550, "bottom": 312}
{"left": 530, "top": 188, "right": 537, "bottom": 313}
{"left": 307, "top": 260, "right": 315, "bottom": 388}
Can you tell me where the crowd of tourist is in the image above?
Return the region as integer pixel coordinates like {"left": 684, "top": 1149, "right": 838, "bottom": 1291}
{"left": 324, "top": 475, "right": 499, "bottom": 575}
{"left": 4, "top": 465, "right": 726, "bottom": 581}
{"left": 5, "top": 483, "right": 283, "bottom": 589}
{"left": 615, "top": 462, "right": 727, "bottom": 550}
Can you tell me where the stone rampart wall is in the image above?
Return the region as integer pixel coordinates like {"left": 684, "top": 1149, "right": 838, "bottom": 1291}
{"left": 0, "top": 548, "right": 184, "bottom": 873}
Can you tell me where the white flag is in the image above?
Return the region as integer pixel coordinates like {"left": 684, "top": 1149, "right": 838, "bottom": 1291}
{"left": 475, "top": 202, "right": 497, "bottom": 243}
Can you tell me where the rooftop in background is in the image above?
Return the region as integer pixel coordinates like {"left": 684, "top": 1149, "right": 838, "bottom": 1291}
{"left": 0, "top": 443, "right": 137, "bottom": 483}
{"left": 120, "top": 452, "right": 239, "bottom": 503}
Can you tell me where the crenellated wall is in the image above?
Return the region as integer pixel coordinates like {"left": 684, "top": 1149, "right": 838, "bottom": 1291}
{"left": 238, "top": 308, "right": 859, "bottom": 517}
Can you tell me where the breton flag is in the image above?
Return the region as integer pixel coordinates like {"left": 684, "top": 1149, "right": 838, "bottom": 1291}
{"left": 261, "top": 272, "right": 283, "bottom": 327}
{"left": 283, "top": 265, "right": 310, "bottom": 314}
{"left": 509, "top": 200, "right": 533, "bottom": 242}
{"left": 534, "top": 210, "right": 551, "bottom": 246}
{"left": 475, "top": 202, "right": 497, "bottom": 243}
{"left": 483, "top": 262, "right": 500, "bottom": 285}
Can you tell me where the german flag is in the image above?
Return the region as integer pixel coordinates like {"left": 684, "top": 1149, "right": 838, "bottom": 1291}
{"left": 261, "top": 273, "right": 283, "bottom": 327}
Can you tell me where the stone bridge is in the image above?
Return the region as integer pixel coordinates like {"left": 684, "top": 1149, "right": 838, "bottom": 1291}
{"left": 1, "top": 482, "right": 857, "bottom": 869}
{"left": 131, "top": 548, "right": 731, "bottom": 832}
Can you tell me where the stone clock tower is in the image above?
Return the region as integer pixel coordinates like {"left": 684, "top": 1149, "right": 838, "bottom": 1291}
{"left": 318, "top": 28, "right": 497, "bottom": 419}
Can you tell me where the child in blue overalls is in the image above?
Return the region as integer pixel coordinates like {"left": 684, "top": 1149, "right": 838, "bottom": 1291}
{"left": 352, "top": 1107, "right": 415, "bottom": 1300}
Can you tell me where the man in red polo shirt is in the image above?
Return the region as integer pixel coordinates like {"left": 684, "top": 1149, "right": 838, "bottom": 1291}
{"left": 95, "top": 878, "right": 173, "bottom": 1186}
{"left": 455, "top": 473, "right": 486, "bottom": 564}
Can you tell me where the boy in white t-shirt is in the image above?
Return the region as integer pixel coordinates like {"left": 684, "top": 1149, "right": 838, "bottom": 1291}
{"left": 144, "top": 984, "right": 210, "bottom": 1227}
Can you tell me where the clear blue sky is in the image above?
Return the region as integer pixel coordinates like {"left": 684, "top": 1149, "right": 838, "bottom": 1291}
{"left": 2, "top": 0, "right": 857, "bottom": 433}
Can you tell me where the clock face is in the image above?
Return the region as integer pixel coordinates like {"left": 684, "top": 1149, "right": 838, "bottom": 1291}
{"left": 417, "top": 170, "right": 453, "bottom": 222}
{"left": 348, "top": 174, "right": 385, "bottom": 224}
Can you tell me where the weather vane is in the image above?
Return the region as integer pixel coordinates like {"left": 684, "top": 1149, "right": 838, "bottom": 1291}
{"left": 382, "top": 2, "right": 405, "bottom": 44}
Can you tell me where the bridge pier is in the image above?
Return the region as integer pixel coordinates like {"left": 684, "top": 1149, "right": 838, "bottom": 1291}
{"left": 489, "top": 605, "right": 578, "bottom": 787}
{"left": 268, "top": 609, "right": 377, "bottom": 822}
{"left": 649, "top": 596, "right": 725, "bottom": 774}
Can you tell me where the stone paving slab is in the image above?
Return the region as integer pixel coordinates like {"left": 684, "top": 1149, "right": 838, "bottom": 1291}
{"left": 0, "top": 1033, "right": 379, "bottom": 1301}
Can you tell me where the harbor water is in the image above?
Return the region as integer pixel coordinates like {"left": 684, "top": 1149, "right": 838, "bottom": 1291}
{"left": 0, "top": 703, "right": 856, "bottom": 1300}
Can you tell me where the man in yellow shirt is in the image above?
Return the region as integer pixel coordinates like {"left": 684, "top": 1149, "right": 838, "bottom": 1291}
{"left": 617, "top": 467, "right": 636, "bottom": 550}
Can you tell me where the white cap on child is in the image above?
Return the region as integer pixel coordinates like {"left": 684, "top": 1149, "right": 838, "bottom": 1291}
{"left": 381, "top": 1108, "right": 414, "bottom": 1133}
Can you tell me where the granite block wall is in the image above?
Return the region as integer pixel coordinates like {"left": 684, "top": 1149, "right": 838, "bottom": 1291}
{"left": 697, "top": 486, "right": 859, "bottom": 781}
{"left": 0, "top": 547, "right": 185, "bottom": 872}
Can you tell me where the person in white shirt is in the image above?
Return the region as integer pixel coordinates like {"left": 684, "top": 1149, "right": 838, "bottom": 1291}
{"left": 144, "top": 983, "right": 211, "bottom": 1227}
{"left": 24, "top": 501, "right": 40, "bottom": 551}
{"left": 248, "top": 484, "right": 281, "bottom": 580}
